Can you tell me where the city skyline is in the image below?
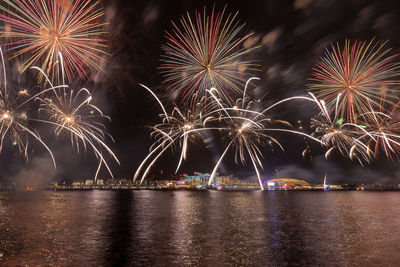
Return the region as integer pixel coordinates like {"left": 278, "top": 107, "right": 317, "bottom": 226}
{"left": 1, "top": 0, "right": 400, "bottom": 185}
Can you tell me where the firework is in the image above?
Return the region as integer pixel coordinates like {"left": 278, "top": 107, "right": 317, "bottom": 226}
{"left": 310, "top": 93, "right": 374, "bottom": 165}
{"left": 136, "top": 78, "right": 326, "bottom": 189}
{"left": 32, "top": 53, "right": 119, "bottom": 180}
{"left": 308, "top": 40, "right": 400, "bottom": 122}
{"left": 0, "top": 47, "right": 55, "bottom": 165}
{"left": 0, "top": 0, "right": 107, "bottom": 81}
{"left": 160, "top": 5, "right": 259, "bottom": 104}
{"left": 134, "top": 84, "right": 218, "bottom": 184}
{"left": 206, "top": 79, "right": 324, "bottom": 190}
{"left": 359, "top": 100, "right": 400, "bottom": 160}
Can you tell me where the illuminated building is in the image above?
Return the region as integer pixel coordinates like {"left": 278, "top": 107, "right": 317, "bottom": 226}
{"left": 264, "top": 178, "right": 312, "bottom": 190}
{"left": 85, "top": 180, "right": 94, "bottom": 186}
{"left": 183, "top": 172, "right": 218, "bottom": 185}
{"left": 216, "top": 176, "right": 242, "bottom": 186}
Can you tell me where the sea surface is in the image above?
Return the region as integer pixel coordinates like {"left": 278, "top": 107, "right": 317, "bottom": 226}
{"left": 0, "top": 190, "right": 399, "bottom": 266}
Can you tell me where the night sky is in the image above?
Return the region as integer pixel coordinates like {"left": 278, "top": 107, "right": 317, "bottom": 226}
{"left": 2, "top": 0, "right": 400, "bottom": 185}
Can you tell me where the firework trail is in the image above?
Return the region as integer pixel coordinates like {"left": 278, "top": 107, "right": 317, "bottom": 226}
{"left": 134, "top": 84, "right": 218, "bottom": 185}
{"left": 32, "top": 53, "right": 119, "bottom": 180}
{"left": 358, "top": 100, "right": 400, "bottom": 160}
{"left": 205, "top": 79, "right": 324, "bottom": 190}
{"left": 308, "top": 39, "right": 400, "bottom": 122}
{"left": 0, "top": 0, "right": 107, "bottom": 81}
{"left": 0, "top": 47, "right": 55, "bottom": 165}
{"left": 136, "top": 78, "right": 328, "bottom": 189}
{"left": 160, "top": 5, "right": 259, "bottom": 104}
{"left": 309, "top": 93, "right": 375, "bottom": 165}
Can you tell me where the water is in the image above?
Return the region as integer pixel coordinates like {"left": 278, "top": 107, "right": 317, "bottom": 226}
{"left": 0, "top": 190, "right": 399, "bottom": 266}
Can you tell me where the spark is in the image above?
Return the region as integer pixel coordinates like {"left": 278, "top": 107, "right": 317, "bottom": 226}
{"left": 206, "top": 79, "right": 324, "bottom": 190}
{"left": 0, "top": 0, "right": 108, "bottom": 81}
{"left": 134, "top": 84, "right": 218, "bottom": 184}
{"left": 32, "top": 53, "right": 119, "bottom": 180}
{"left": 310, "top": 93, "right": 375, "bottom": 165}
{"left": 160, "top": 5, "right": 259, "bottom": 104}
{"left": 0, "top": 47, "right": 55, "bottom": 166}
{"left": 308, "top": 39, "right": 400, "bottom": 122}
{"left": 358, "top": 100, "right": 400, "bottom": 160}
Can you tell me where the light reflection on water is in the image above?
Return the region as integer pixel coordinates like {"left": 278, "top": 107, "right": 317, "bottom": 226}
{"left": 0, "top": 191, "right": 399, "bottom": 266}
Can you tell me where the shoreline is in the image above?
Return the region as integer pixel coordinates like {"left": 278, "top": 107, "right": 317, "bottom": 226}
{"left": 1, "top": 187, "right": 400, "bottom": 192}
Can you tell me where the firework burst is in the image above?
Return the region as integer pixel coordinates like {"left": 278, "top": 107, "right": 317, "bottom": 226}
{"left": 32, "top": 54, "right": 119, "bottom": 180}
{"left": 136, "top": 79, "right": 325, "bottom": 189}
{"left": 206, "top": 79, "right": 324, "bottom": 190}
{"left": 310, "top": 93, "right": 374, "bottom": 165}
{"left": 0, "top": 0, "right": 107, "bottom": 81}
{"left": 0, "top": 47, "right": 55, "bottom": 165}
{"left": 160, "top": 5, "right": 259, "bottom": 104}
{"left": 134, "top": 84, "right": 218, "bottom": 184}
{"left": 309, "top": 39, "right": 400, "bottom": 122}
{"left": 359, "top": 100, "right": 400, "bottom": 160}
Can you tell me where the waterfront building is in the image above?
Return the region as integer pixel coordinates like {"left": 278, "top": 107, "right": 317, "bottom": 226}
{"left": 117, "top": 178, "right": 132, "bottom": 185}
{"left": 85, "top": 180, "right": 94, "bottom": 186}
{"left": 183, "top": 172, "right": 218, "bottom": 185}
{"left": 264, "top": 178, "right": 312, "bottom": 190}
{"left": 216, "top": 176, "right": 242, "bottom": 186}
{"left": 72, "top": 181, "right": 84, "bottom": 186}
{"left": 106, "top": 179, "right": 115, "bottom": 185}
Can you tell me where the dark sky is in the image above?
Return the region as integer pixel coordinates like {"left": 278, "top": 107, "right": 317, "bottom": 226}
{"left": 2, "top": 0, "right": 400, "bottom": 185}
